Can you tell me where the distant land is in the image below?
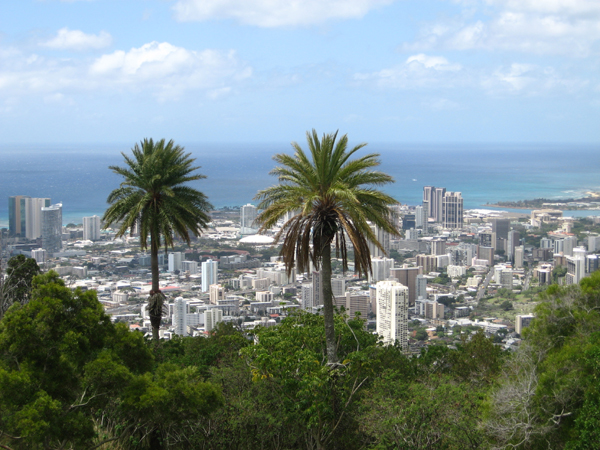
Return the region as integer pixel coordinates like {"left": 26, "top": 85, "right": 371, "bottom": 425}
{"left": 484, "top": 191, "right": 600, "bottom": 210}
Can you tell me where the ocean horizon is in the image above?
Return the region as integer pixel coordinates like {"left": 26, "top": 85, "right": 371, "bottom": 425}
{"left": 1, "top": 142, "right": 599, "bottom": 227}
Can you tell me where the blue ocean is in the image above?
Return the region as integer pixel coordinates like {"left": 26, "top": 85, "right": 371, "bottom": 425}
{"left": 1, "top": 142, "right": 599, "bottom": 226}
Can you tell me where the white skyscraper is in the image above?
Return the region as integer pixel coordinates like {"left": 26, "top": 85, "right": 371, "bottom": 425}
{"left": 441, "top": 192, "right": 463, "bottom": 229}
{"left": 240, "top": 203, "right": 258, "bottom": 235}
{"left": 369, "top": 257, "right": 394, "bottom": 283}
{"left": 201, "top": 260, "right": 218, "bottom": 292}
{"left": 25, "top": 198, "right": 51, "bottom": 240}
{"left": 168, "top": 252, "right": 183, "bottom": 273}
{"left": 173, "top": 297, "right": 188, "bottom": 336}
{"left": 83, "top": 215, "right": 101, "bottom": 241}
{"left": 376, "top": 280, "right": 409, "bottom": 350}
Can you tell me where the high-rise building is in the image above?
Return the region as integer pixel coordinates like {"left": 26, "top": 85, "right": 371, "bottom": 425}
{"left": 31, "top": 248, "right": 47, "bottom": 265}
{"left": 376, "top": 280, "right": 409, "bottom": 350}
{"left": 477, "top": 246, "right": 494, "bottom": 266}
{"left": 173, "top": 297, "right": 189, "bottom": 336}
{"left": 369, "top": 257, "right": 394, "bottom": 283}
{"left": 301, "top": 283, "right": 314, "bottom": 309}
{"left": 368, "top": 224, "right": 391, "bottom": 258}
{"left": 441, "top": 192, "right": 463, "bottom": 229}
{"left": 41, "top": 203, "right": 63, "bottom": 255}
{"left": 515, "top": 314, "right": 535, "bottom": 335}
{"left": 240, "top": 203, "right": 258, "bottom": 235}
{"left": 332, "top": 277, "right": 346, "bottom": 297}
{"left": 181, "top": 260, "right": 199, "bottom": 274}
{"left": 507, "top": 230, "right": 520, "bottom": 261}
{"left": 514, "top": 246, "right": 524, "bottom": 269}
{"left": 389, "top": 265, "right": 423, "bottom": 306}
{"left": 333, "top": 292, "right": 370, "bottom": 320}
{"left": 312, "top": 270, "right": 324, "bottom": 307}
{"left": 431, "top": 239, "right": 446, "bottom": 256}
{"left": 168, "top": 252, "right": 183, "bottom": 273}
{"left": 8, "top": 195, "right": 30, "bottom": 237}
{"left": 25, "top": 198, "right": 51, "bottom": 239}
{"left": 416, "top": 274, "right": 427, "bottom": 300}
{"left": 209, "top": 284, "right": 225, "bottom": 304}
{"left": 423, "top": 186, "right": 435, "bottom": 220}
{"left": 491, "top": 219, "right": 510, "bottom": 241}
{"left": 205, "top": 308, "right": 223, "bottom": 332}
{"left": 83, "top": 215, "right": 101, "bottom": 241}
{"left": 201, "top": 260, "right": 218, "bottom": 292}
{"left": 416, "top": 254, "right": 437, "bottom": 274}
{"left": 434, "top": 187, "right": 446, "bottom": 223}
{"left": 415, "top": 205, "right": 428, "bottom": 230}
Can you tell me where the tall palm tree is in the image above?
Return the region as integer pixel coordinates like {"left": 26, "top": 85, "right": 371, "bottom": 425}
{"left": 103, "top": 138, "right": 212, "bottom": 340}
{"left": 255, "top": 130, "right": 399, "bottom": 364}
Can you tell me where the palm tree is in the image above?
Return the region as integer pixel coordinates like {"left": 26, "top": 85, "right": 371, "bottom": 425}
{"left": 103, "top": 138, "right": 212, "bottom": 340}
{"left": 255, "top": 130, "right": 399, "bottom": 364}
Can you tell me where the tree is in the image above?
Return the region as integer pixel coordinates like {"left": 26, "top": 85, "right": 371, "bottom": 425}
{"left": 102, "top": 138, "right": 212, "bottom": 340}
{"left": 254, "top": 130, "right": 398, "bottom": 364}
{"left": 0, "top": 254, "right": 40, "bottom": 319}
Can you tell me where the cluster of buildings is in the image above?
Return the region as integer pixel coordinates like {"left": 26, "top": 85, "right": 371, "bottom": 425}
{"left": 5, "top": 189, "right": 600, "bottom": 352}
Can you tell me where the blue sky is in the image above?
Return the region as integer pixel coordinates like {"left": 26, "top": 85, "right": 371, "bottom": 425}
{"left": 1, "top": 0, "right": 599, "bottom": 144}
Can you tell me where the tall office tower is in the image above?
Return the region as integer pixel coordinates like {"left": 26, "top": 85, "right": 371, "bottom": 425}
{"left": 479, "top": 232, "right": 495, "bottom": 249}
{"left": 25, "top": 198, "right": 51, "bottom": 239}
{"left": 168, "top": 252, "right": 183, "bottom": 273}
{"left": 564, "top": 236, "right": 577, "bottom": 257}
{"left": 477, "top": 246, "right": 494, "bottom": 266}
{"left": 368, "top": 223, "right": 391, "bottom": 258}
{"left": 181, "top": 260, "right": 199, "bottom": 274}
{"left": 402, "top": 214, "right": 416, "bottom": 230}
{"left": 41, "top": 203, "right": 63, "bottom": 255}
{"left": 434, "top": 187, "right": 446, "bottom": 223}
{"left": 441, "top": 192, "right": 463, "bottom": 229}
{"left": 376, "top": 280, "right": 409, "bottom": 350}
{"left": 515, "top": 314, "right": 535, "bottom": 335}
{"left": 390, "top": 265, "right": 423, "bottom": 306}
{"left": 491, "top": 219, "right": 510, "bottom": 241}
{"left": 312, "top": 270, "right": 324, "bottom": 307}
{"left": 173, "top": 297, "right": 189, "bottom": 336}
{"left": 205, "top": 308, "right": 223, "bottom": 332}
{"left": 8, "top": 195, "right": 30, "bottom": 237}
{"left": 514, "top": 246, "right": 524, "bottom": 269}
{"left": 201, "top": 259, "right": 218, "bottom": 292}
{"left": 369, "top": 257, "right": 394, "bottom": 283}
{"left": 332, "top": 277, "right": 346, "bottom": 297}
{"left": 423, "top": 186, "right": 435, "bottom": 220}
{"left": 83, "top": 215, "right": 101, "bottom": 241}
{"left": 209, "top": 284, "right": 225, "bottom": 304}
{"left": 501, "top": 270, "right": 513, "bottom": 291}
{"left": 416, "top": 254, "right": 437, "bottom": 274}
{"left": 416, "top": 274, "right": 427, "bottom": 300}
{"left": 431, "top": 239, "right": 446, "bottom": 256}
{"left": 240, "top": 203, "right": 258, "bottom": 235}
{"left": 540, "top": 238, "right": 553, "bottom": 249}
{"left": 507, "top": 230, "right": 520, "bottom": 261}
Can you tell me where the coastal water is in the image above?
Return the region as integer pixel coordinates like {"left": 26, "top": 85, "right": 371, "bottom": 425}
{"left": 0, "top": 142, "right": 599, "bottom": 226}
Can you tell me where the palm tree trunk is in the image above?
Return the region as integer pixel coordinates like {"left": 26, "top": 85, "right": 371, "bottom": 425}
{"left": 321, "top": 243, "right": 338, "bottom": 365}
{"left": 150, "top": 227, "right": 160, "bottom": 341}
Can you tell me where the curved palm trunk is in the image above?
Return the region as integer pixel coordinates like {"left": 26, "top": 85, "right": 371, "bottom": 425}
{"left": 150, "top": 228, "right": 161, "bottom": 341}
{"left": 321, "top": 243, "right": 338, "bottom": 365}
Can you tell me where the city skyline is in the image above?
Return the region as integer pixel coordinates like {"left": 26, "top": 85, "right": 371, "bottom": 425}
{"left": 1, "top": 1, "right": 599, "bottom": 144}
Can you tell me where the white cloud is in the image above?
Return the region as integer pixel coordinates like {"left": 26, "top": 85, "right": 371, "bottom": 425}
{"left": 0, "top": 42, "right": 252, "bottom": 102}
{"left": 404, "top": 0, "right": 600, "bottom": 56}
{"left": 481, "top": 63, "right": 588, "bottom": 95}
{"left": 172, "top": 0, "right": 395, "bottom": 27}
{"left": 41, "top": 28, "right": 112, "bottom": 51}
{"left": 354, "top": 54, "right": 465, "bottom": 89}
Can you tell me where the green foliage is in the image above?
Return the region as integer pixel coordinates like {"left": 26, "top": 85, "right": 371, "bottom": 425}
{"left": 500, "top": 300, "right": 513, "bottom": 311}
{"left": 0, "top": 254, "right": 41, "bottom": 318}
{"left": 415, "top": 329, "right": 428, "bottom": 341}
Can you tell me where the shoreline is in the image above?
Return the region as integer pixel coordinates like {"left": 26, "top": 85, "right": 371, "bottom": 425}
{"left": 484, "top": 191, "right": 600, "bottom": 211}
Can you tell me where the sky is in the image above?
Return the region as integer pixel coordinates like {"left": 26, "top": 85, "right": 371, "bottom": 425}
{"left": 1, "top": 0, "right": 599, "bottom": 144}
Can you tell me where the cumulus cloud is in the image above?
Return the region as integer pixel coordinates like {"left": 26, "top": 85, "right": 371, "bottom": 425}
{"left": 0, "top": 42, "right": 252, "bottom": 102}
{"left": 41, "top": 28, "right": 112, "bottom": 51}
{"left": 172, "top": 0, "right": 394, "bottom": 27}
{"left": 403, "top": 0, "right": 600, "bottom": 56}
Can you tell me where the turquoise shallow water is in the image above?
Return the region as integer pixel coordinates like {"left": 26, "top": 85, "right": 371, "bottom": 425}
{"left": 0, "top": 142, "right": 599, "bottom": 226}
